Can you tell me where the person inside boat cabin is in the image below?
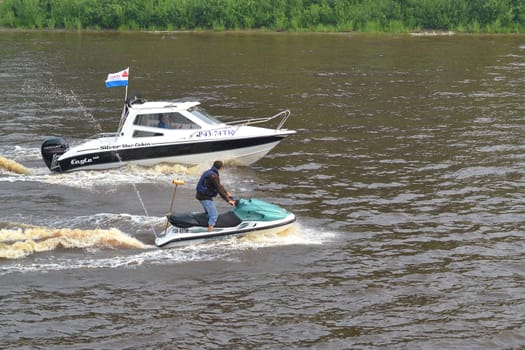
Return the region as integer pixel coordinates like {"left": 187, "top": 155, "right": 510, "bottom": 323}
{"left": 158, "top": 114, "right": 171, "bottom": 128}
{"left": 196, "top": 160, "right": 236, "bottom": 232}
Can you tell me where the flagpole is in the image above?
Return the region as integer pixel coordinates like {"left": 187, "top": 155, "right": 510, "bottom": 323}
{"left": 124, "top": 66, "right": 129, "bottom": 102}
{"left": 118, "top": 68, "right": 129, "bottom": 136}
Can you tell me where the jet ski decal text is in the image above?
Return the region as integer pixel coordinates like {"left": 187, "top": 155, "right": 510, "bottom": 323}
{"left": 172, "top": 227, "right": 188, "bottom": 235}
{"left": 100, "top": 142, "right": 151, "bottom": 150}
{"left": 195, "top": 128, "right": 235, "bottom": 138}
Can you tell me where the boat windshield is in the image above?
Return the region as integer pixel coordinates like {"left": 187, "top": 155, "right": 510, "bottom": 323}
{"left": 189, "top": 107, "right": 222, "bottom": 125}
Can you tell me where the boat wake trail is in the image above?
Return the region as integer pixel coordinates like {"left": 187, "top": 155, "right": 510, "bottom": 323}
{"left": 0, "top": 156, "right": 32, "bottom": 175}
{"left": 0, "top": 223, "right": 146, "bottom": 259}
{"left": 239, "top": 224, "right": 316, "bottom": 246}
{"left": 0, "top": 219, "right": 332, "bottom": 275}
{"left": 196, "top": 222, "right": 333, "bottom": 250}
{"left": 127, "top": 163, "right": 206, "bottom": 176}
{"left": 0, "top": 160, "right": 205, "bottom": 189}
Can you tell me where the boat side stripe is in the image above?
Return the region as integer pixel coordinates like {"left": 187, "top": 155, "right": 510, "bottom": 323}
{"left": 58, "top": 135, "right": 285, "bottom": 171}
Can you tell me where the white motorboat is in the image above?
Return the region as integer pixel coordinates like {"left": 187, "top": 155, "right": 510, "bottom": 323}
{"left": 41, "top": 95, "right": 295, "bottom": 172}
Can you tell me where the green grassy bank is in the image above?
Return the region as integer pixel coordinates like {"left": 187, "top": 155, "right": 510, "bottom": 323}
{"left": 1, "top": 0, "right": 524, "bottom": 33}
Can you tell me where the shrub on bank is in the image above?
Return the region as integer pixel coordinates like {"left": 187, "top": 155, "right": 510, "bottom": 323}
{"left": 0, "top": 0, "right": 524, "bottom": 33}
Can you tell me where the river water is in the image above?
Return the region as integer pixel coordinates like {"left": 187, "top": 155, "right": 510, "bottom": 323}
{"left": 1, "top": 31, "right": 525, "bottom": 349}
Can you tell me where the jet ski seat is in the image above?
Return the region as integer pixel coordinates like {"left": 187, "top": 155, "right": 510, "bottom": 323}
{"left": 168, "top": 210, "right": 242, "bottom": 228}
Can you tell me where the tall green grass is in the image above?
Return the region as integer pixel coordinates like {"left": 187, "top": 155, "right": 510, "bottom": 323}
{"left": 0, "top": 0, "right": 524, "bottom": 33}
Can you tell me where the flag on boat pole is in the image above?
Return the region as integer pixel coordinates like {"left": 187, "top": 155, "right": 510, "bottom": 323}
{"left": 105, "top": 67, "right": 129, "bottom": 88}
{"left": 105, "top": 67, "right": 129, "bottom": 102}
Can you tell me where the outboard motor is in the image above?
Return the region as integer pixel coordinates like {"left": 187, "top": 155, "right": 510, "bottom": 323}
{"left": 41, "top": 137, "right": 69, "bottom": 171}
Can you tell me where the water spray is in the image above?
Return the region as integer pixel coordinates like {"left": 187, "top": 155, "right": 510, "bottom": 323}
{"left": 0, "top": 156, "right": 32, "bottom": 175}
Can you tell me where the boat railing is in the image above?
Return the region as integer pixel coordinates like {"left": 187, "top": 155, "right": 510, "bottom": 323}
{"left": 225, "top": 110, "right": 291, "bottom": 130}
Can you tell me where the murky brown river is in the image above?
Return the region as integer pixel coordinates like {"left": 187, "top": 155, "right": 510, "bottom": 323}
{"left": 1, "top": 31, "right": 525, "bottom": 349}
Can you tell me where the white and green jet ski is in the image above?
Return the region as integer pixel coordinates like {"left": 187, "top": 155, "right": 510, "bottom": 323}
{"left": 155, "top": 198, "right": 296, "bottom": 248}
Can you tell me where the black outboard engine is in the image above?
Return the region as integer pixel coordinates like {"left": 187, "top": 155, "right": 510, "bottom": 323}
{"left": 41, "top": 137, "right": 69, "bottom": 171}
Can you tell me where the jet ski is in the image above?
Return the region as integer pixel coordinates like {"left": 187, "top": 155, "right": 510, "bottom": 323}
{"left": 155, "top": 198, "right": 296, "bottom": 248}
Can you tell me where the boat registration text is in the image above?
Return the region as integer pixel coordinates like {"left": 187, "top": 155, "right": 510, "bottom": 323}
{"left": 195, "top": 128, "right": 235, "bottom": 138}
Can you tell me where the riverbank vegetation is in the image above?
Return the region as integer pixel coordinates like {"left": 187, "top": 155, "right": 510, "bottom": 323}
{"left": 1, "top": 0, "right": 524, "bottom": 33}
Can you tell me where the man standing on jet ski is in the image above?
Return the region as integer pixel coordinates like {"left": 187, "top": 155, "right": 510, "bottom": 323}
{"left": 196, "top": 160, "right": 236, "bottom": 232}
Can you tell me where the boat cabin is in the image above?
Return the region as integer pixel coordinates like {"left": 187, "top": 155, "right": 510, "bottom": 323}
{"left": 119, "top": 100, "right": 225, "bottom": 138}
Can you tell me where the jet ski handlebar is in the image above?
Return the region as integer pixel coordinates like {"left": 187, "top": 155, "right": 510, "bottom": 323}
{"left": 231, "top": 197, "right": 244, "bottom": 207}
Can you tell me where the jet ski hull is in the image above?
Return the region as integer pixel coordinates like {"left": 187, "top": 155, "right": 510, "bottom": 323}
{"left": 155, "top": 214, "right": 296, "bottom": 248}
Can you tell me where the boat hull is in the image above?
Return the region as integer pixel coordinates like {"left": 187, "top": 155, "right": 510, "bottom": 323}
{"left": 155, "top": 214, "right": 296, "bottom": 248}
{"left": 47, "top": 135, "right": 287, "bottom": 172}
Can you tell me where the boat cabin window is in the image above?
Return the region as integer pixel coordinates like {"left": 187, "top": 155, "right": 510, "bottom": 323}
{"left": 133, "top": 112, "right": 201, "bottom": 130}
{"left": 133, "top": 130, "right": 163, "bottom": 138}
